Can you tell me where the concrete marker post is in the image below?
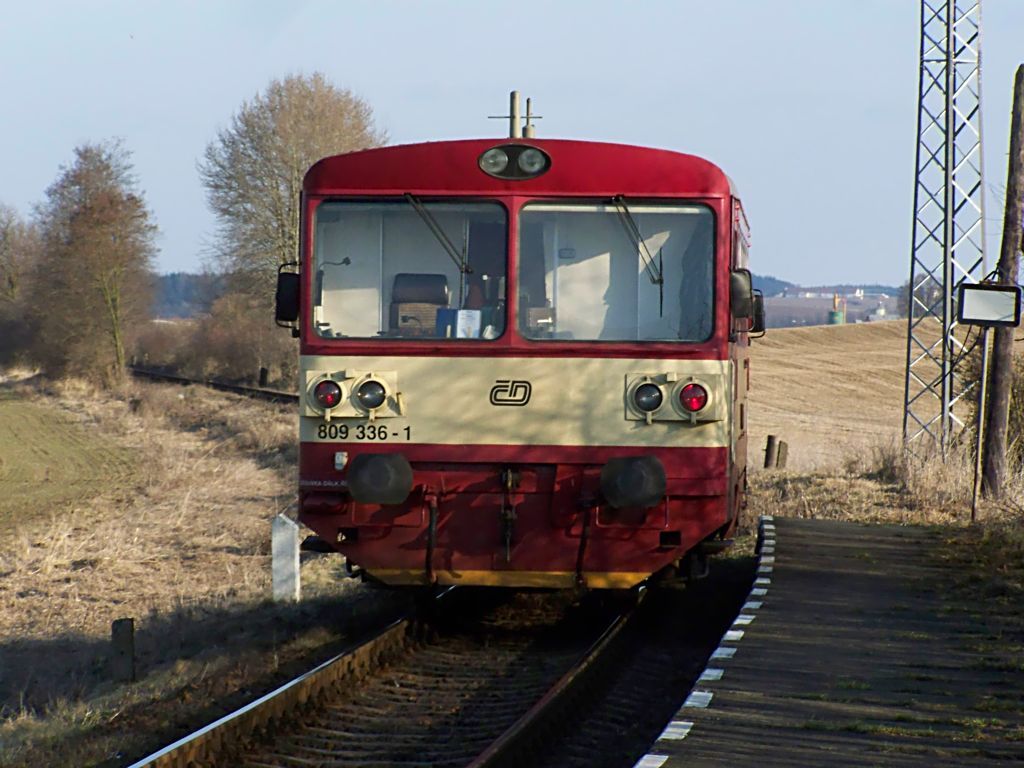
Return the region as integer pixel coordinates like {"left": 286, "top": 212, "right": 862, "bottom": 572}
{"left": 272, "top": 514, "right": 301, "bottom": 602}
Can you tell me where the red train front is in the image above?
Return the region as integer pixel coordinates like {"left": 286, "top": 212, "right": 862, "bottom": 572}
{"left": 277, "top": 137, "right": 756, "bottom": 589}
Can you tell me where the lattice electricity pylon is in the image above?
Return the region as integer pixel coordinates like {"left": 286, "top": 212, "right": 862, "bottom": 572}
{"left": 903, "top": 0, "right": 987, "bottom": 453}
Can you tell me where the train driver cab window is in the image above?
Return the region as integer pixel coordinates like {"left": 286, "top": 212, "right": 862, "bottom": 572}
{"left": 311, "top": 200, "right": 507, "bottom": 340}
{"left": 518, "top": 202, "right": 714, "bottom": 342}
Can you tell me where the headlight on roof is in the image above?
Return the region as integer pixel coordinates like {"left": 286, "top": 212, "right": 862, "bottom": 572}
{"left": 479, "top": 148, "right": 509, "bottom": 175}
{"left": 517, "top": 148, "right": 547, "bottom": 173}
{"left": 478, "top": 144, "right": 550, "bottom": 180}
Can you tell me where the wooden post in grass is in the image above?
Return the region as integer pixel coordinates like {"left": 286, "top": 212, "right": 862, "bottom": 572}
{"left": 273, "top": 513, "right": 301, "bottom": 602}
{"left": 982, "top": 65, "right": 1024, "bottom": 499}
{"left": 111, "top": 617, "right": 136, "bottom": 682}
{"left": 777, "top": 440, "right": 789, "bottom": 469}
{"left": 764, "top": 435, "right": 779, "bottom": 468}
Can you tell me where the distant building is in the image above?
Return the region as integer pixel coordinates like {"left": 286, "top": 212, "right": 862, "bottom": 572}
{"left": 867, "top": 303, "right": 888, "bottom": 322}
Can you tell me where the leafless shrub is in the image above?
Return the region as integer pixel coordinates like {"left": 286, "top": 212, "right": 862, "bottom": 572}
{"left": 841, "top": 438, "right": 910, "bottom": 487}
{"left": 175, "top": 293, "right": 296, "bottom": 387}
{"left": 0, "top": 205, "right": 40, "bottom": 367}
{"left": 130, "top": 319, "right": 195, "bottom": 370}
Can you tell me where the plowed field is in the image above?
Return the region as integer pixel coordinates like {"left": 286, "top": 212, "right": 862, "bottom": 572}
{"left": 0, "top": 388, "right": 135, "bottom": 530}
{"left": 747, "top": 320, "right": 908, "bottom": 470}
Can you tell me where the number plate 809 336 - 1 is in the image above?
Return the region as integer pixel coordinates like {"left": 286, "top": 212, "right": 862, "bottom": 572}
{"left": 315, "top": 423, "right": 412, "bottom": 441}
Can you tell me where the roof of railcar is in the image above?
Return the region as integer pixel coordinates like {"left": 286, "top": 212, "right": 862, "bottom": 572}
{"left": 303, "top": 139, "right": 737, "bottom": 198}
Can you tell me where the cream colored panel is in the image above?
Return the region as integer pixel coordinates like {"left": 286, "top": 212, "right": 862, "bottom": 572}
{"left": 299, "top": 355, "right": 730, "bottom": 448}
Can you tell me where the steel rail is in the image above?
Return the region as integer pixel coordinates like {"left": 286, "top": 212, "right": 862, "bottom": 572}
{"left": 128, "top": 366, "right": 299, "bottom": 404}
{"left": 127, "top": 589, "right": 639, "bottom": 768}
{"left": 466, "top": 587, "right": 645, "bottom": 768}
{"left": 125, "top": 617, "right": 410, "bottom": 768}
{"left": 125, "top": 585, "right": 464, "bottom": 768}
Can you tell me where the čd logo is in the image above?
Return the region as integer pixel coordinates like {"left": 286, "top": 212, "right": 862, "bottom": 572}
{"left": 489, "top": 379, "right": 532, "bottom": 406}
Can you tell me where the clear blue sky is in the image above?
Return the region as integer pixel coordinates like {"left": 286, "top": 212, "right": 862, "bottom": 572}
{"left": 1, "top": 1, "right": 1022, "bottom": 286}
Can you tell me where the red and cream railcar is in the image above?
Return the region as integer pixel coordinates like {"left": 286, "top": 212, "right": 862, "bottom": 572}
{"left": 278, "top": 138, "right": 757, "bottom": 589}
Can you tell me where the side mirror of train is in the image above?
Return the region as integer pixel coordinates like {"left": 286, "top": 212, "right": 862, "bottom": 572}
{"left": 275, "top": 266, "right": 300, "bottom": 326}
{"left": 751, "top": 290, "right": 766, "bottom": 337}
{"left": 730, "top": 269, "right": 755, "bottom": 320}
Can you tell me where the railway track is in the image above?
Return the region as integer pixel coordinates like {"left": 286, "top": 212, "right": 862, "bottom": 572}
{"left": 128, "top": 588, "right": 641, "bottom": 768}
{"left": 529, "top": 558, "right": 754, "bottom": 768}
{"left": 128, "top": 366, "right": 299, "bottom": 404}
{"left": 128, "top": 557, "right": 754, "bottom": 768}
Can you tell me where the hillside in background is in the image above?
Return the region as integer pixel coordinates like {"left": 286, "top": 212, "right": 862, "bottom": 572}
{"left": 752, "top": 274, "right": 795, "bottom": 296}
{"left": 796, "top": 283, "right": 901, "bottom": 296}
{"left": 747, "top": 320, "right": 906, "bottom": 470}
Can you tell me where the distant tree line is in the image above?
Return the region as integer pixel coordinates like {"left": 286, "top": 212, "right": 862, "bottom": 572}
{"left": 153, "top": 273, "right": 224, "bottom": 318}
{"left": 752, "top": 274, "right": 794, "bottom": 297}
{"left": 0, "top": 72, "right": 384, "bottom": 388}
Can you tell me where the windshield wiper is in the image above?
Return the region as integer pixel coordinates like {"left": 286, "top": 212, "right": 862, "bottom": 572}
{"left": 613, "top": 195, "right": 664, "bottom": 315}
{"left": 404, "top": 193, "right": 471, "bottom": 275}
{"left": 613, "top": 196, "right": 663, "bottom": 286}
{"left": 404, "top": 193, "right": 473, "bottom": 305}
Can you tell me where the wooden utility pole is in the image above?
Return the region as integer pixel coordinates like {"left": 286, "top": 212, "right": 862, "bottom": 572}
{"left": 982, "top": 65, "right": 1024, "bottom": 499}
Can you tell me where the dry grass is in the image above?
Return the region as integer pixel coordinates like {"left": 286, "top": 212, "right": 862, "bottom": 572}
{"left": 0, "top": 374, "right": 404, "bottom": 767}
{"left": 750, "top": 437, "right": 1023, "bottom": 525}
{"left": 746, "top": 320, "right": 1024, "bottom": 585}
{"left": 747, "top": 320, "right": 909, "bottom": 472}
{"left": 748, "top": 433, "right": 1024, "bottom": 621}
{"left": 745, "top": 318, "right": 1024, "bottom": 621}
{"left": 0, "top": 377, "right": 135, "bottom": 533}
{"left": 0, "top": 377, "right": 294, "bottom": 642}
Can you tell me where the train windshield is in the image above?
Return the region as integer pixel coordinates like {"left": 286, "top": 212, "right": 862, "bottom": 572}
{"left": 311, "top": 200, "right": 507, "bottom": 340}
{"left": 518, "top": 202, "right": 714, "bottom": 342}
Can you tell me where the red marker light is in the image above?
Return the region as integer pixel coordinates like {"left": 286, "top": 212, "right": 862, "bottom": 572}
{"left": 679, "top": 383, "right": 708, "bottom": 412}
{"left": 314, "top": 380, "right": 342, "bottom": 409}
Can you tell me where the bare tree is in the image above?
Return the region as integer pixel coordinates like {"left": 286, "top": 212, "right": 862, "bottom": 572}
{"left": 0, "top": 204, "right": 39, "bottom": 305}
{"left": 199, "top": 73, "right": 386, "bottom": 295}
{"left": 0, "top": 204, "right": 42, "bottom": 364}
{"left": 31, "top": 141, "right": 156, "bottom": 383}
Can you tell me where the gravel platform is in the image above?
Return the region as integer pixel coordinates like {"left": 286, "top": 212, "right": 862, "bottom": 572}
{"left": 640, "top": 517, "right": 1024, "bottom": 767}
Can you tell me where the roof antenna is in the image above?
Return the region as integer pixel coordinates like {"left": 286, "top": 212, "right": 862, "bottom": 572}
{"left": 509, "top": 91, "right": 522, "bottom": 138}
{"left": 488, "top": 91, "right": 541, "bottom": 138}
{"left": 524, "top": 97, "right": 541, "bottom": 138}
